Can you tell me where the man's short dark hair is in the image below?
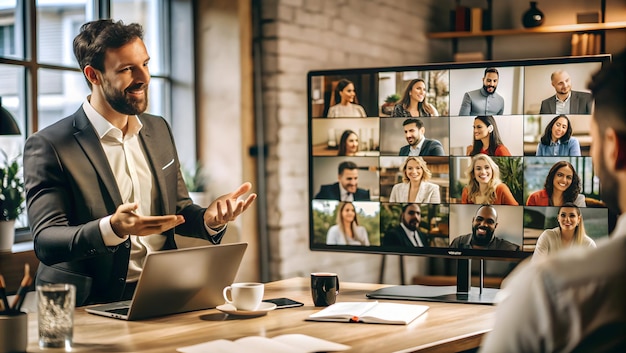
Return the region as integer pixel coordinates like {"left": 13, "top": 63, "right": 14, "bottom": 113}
{"left": 402, "top": 118, "right": 424, "bottom": 129}
{"left": 73, "top": 19, "right": 144, "bottom": 87}
{"left": 588, "top": 51, "right": 626, "bottom": 135}
{"left": 484, "top": 67, "right": 499, "bottom": 77}
{"left": 338, "top": 161, "right": 358, "bottom": 175}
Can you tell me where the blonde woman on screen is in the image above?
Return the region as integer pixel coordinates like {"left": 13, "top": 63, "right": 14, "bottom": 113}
{"left": 389, "top": 157, "right": 440, "bottom": 203}
{"left": 326, "top": 202, "right": 370, "bottom": 246}
{"left": 532, "top": 203, "right": 596, "bottom": 262}
{"left": 327, "top": 79, "right": 367, "bottom": 118}
{"left": 461, "top": 154, "right": 518, "bottom": 205}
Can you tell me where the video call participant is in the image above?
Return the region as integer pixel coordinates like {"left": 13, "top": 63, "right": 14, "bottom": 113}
{"left": 338, "top": 129, "right": 359, "bottom": 156}
{"left": 450, "top": 205, "right": 520, "bottom": 251}
{"left": 326, "top": 202, "right": 370, "bottom": 246}
{"left": 399, "top": 118, "right": 445, "bottom": 156}
{"left": 382, "top": 204, "right": 429, "bottom": 247}
{"left": 23, "top": 20, "right": 257, "bottom": 306}
{"left": 314, "top": 161, "right": 371, "bottom": 201}
{"left": 458, "top": 67, "right": 504, "bottom": 116}
{"left": 535, "top": 114, "right": 581, "bottom": 156}
{"left": 327, "top": 78, "right": 367, "bottom": 118}
{"left": 389, "top": 157, "right": 441, "bottom": 203}
{"left": 461, "top": 154, "right": 518, "bottom": 205}
{"left": 391, "top": 78, "right": 439, "bottom": 117}
{"left": 526, "top": 160, "right": 586, "bottom": 207}
{"left": 479, "top": 50, "right": 626, "bottom": 353}
{"left": 539, "top": 70, "right": 593, "bottom": 115}
{"left": 532, "top": 203, "right": 596, "bottom": 262}
{"left": 466, "top": 115, "right": 511, "bottom": 157}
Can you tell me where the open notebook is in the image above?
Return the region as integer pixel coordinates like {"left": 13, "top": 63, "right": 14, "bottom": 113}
{"left": 85, "top": 242, "right": 247, "bottom": 320}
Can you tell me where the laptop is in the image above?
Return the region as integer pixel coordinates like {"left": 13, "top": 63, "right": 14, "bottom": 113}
{"left": 85, "top": 242, "right": 247, "bottom": 320}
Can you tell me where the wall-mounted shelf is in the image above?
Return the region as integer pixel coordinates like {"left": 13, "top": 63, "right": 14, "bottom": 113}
{"left": 428, "top": 21, "right": 626, "bottom": 39}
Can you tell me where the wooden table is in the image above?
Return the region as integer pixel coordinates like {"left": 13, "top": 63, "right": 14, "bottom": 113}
{"left": 25, "top": 277, "right": 495, "bottom": 352}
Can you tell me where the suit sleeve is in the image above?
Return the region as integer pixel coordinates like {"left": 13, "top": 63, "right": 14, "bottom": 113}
{"left": 459, "top": 92, "right": 472, "bottom": 116}
{"left": 389, "top": 184, "right": 400, "bottom": 202}
{"left": 539, "top": 99, "right": 550, "bottom": 114}
{"left": 432, "top": 141, "right": 445, "bottom": 156}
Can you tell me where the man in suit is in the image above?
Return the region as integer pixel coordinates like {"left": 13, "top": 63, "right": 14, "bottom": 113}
{"left": 459, "top": 67, "right": 504, "bottom": 116}
{"left": 398, "top": 118, "right": 445, "bottom": 156}
{"left": 450, "top": 205, "right": 519, "bottom": 251}
{"left": 539, "top": 70, "right": 593, "bottom": 114}
{"left": 314, "top": 161, "right": 370, "bottom": 201}
{"left": 383, "top": 203, "right": 429, "bottom": 247}
{"left": 23, "top": 20, "right": 256, "bottom": 306}
{"left": 480, "top": 51, "right": 626, "bottom": 353}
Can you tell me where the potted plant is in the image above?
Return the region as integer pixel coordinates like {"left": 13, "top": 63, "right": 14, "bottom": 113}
{"left": 0, "top": 150, "right": 25, "bottom": 251}
{"left": 182, "top": 162, "right": 209, "bottom": 206}
{"left": 381, "top": 93, "right": 400, "bottom": 116}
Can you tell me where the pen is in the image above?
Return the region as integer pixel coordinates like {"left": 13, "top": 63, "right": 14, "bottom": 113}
{"left": 0, "top": 274, "right": 10, "bottom": 313}
{"left": 10, "top": 264, "right": 32, "bottom": 312}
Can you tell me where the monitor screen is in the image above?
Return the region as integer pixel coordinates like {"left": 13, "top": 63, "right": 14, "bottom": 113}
{"left": 308, "top": 55, "right": 611, "bottom": 270}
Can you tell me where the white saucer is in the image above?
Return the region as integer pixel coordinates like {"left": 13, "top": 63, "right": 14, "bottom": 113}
{"left": 216, "top": 302, "right": 277, "bottom": 316}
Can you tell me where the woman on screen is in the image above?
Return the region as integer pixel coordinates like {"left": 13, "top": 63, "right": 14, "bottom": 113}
{"left": 461, "top": 154, "right": 518, "bottom": 205}
{"left": 391, "top": 78, "right": 439, "bottom": 117}
{"left": 327, "top": 79, "right": 367, "bottom": 118}
{"left": 389, "top": 157, "right": 440, "bottom": 203}
{"left": 466, "top": 115, "right": 511, "bottom": 157}
{"left": 338, "top": 130, "right": 359, "bottom": 156}
{"left": 532, "top": 203, "right": 596, "bottom": 261}
{"left": 526, "top": 160, "right": 586, "bottom": 207}
{"left": 326, "top": 202, "right": 370, "bottom": 246}
{"left": 536, "top": 115, "right": 582, "bottom": 156}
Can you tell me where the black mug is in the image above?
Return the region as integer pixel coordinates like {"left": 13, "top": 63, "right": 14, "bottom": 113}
{"left": 310, "top": 272, "right": 340, "bottom": 307}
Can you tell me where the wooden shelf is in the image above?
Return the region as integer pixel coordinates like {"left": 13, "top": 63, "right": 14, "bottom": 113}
{"left": 429, "top": 21, "right": 626, "bottom": 39}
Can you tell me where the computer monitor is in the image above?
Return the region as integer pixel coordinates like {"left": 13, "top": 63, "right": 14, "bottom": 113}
{"left": 308, "top": 55, "right": 612, "bottom": 305}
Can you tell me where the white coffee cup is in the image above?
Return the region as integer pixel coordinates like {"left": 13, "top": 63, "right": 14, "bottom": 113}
{"left": 222, "top": 282, "right": 264, "bottom": 311}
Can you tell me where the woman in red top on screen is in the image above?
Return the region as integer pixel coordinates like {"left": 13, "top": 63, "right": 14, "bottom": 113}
{"left": 526, "top": 160, "right": 586, "bottom": 207}
{"left": 466, "top": 115, "right": 511, "bottom": 157}
{"left": 391, "top": 78, "right": 439, "bottom": 117}
{"left": 461, "top": 153, "right": 518, "bottom": 205}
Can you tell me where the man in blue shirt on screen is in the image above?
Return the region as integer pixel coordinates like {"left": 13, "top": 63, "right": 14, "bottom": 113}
{"left": 458, "top": 68, "right": 504, "bottom": 116}
{"left": 480, "top": 51, "right": 626, "bottom": 353}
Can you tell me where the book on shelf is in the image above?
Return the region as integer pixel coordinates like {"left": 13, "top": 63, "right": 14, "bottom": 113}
{"left": 177, "top": 334, "right": 350, "bottom": 353}
{"left": 571, "top": 33, "right": 601, "bottom": 56}
{"left": 306, "top": 301, "right": 429, "bottom": 325}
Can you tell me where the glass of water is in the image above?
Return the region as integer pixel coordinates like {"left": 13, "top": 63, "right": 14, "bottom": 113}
{"left": 37, "top": 283, "right": 76, "bottom": 350}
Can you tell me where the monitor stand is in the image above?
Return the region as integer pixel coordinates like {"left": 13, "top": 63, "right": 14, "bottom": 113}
{"left": 366, "top": 259, "right": 499, "bottom": 305}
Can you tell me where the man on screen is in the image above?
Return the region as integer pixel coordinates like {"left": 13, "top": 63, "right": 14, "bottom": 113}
{"left": 382, "top": 204, "right": 429, "bottom": 247}
{"left": 398, "top": 118, "right": 445, "bottom": 156}
{"left": 458, "top": 67, "right": 504, "bottom": 116}
{"left": 314, "top": 161, "right": 370, "bottom": 201}
{"left": 450, "top": 205, "right": 519, "bottom": 251}
{"left": 539, "top": 70, "right": 593, "bottom": 114}
{"left": 480, "top": 49, "right": 626, "bottom": 353}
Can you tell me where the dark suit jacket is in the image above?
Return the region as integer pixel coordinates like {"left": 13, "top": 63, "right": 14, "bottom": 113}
{"left": 539, "top": 91, "right": 593, "bottom": 114}
{"left": 314, "top": 182, "right": 370, "bottom": 201}
{"left": 383, "top": 226, "right": 429, "bottom": 247}
{"left": 24, "top": 107, "right": 222, "bottom": 305}
{"left": 399, "top": 139, "right": 445, "bottom": 156}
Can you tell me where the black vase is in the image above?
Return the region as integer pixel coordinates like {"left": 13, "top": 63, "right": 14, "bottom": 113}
{"left": 522, "top": 1, "right": 544, "bottom": 28}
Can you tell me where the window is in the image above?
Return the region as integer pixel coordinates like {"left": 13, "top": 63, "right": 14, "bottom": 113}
{"left": 0, "top": 0, "right": 175, "bottom": 244}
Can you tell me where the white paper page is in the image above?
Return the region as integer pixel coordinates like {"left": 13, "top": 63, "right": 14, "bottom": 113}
{"left": 273, "top": 334, "right": 351, "bottom": 352}
{"left": 234, "top": 336, "right": 307, "bottom": 353}
{"left": 177, "top": 339, "right": 240, "bottom": 353}
{"left": 361, "top": 302, "right": 429, "bottom": 324}
{"left": 308, "top": 301, "right": 378, "bottom": 319}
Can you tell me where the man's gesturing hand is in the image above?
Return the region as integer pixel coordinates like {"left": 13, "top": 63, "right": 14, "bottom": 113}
{"left": 110, "top": 202, "right": 185, "bottom": 238}
{"left": 204, "top": 182, "right": 257, "bottom": 229}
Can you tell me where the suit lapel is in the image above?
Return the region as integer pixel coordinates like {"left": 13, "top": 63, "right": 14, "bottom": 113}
{"left": 72, "top": 110, "right": 123, "bottom": 206}
{"left": 137, "top": 117, "right": 169, "bottom": 215}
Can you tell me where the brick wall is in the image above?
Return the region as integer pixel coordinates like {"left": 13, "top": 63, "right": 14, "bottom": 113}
{"left": 259, "top": 0, "right": 439, "bottom": 283}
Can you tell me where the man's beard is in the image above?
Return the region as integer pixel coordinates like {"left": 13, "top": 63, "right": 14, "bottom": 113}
{"left": 102, "top": 79, "right": 148, "bottom": 116}
{"left": 483, "top": 84, "right": 497, "bottom": 95}
{"left": 404, "top": 218, "right": 418, "bottom": 231}
{"left": 596, "top": 150, "right": 622, "bottom": 214}
{"left": 471, "top": 225, "right": 494, "bottom": 247}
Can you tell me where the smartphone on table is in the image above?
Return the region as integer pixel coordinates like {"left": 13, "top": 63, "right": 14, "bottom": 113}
{"left": 262, "top": 297, "right": 304, "bottom": 309}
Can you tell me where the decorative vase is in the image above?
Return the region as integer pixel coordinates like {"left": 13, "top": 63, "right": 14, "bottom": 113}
{"left": 0, "top": 219, "right": 16, "bottom": 252}
{"left": 522, "top": 2, "right": 544, "bottom": 28}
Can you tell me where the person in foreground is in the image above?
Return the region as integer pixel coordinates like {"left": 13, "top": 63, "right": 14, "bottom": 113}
{"left": 23, "top": 20, "right": 256, "bottom": 306}
{"left": 450, "top": 205, "right": 519, "bottom": 251}
{"left": 382, "top": 203, "right": 429, "bottom": 247}
{"left": 326, "top": 202, "right": 370, "bottom": 246}
{"left": 532, "top": 203, "right": 596, "bottom": 262}
{"left": 479, "top": 50, "right": 626, "bottom": 353}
